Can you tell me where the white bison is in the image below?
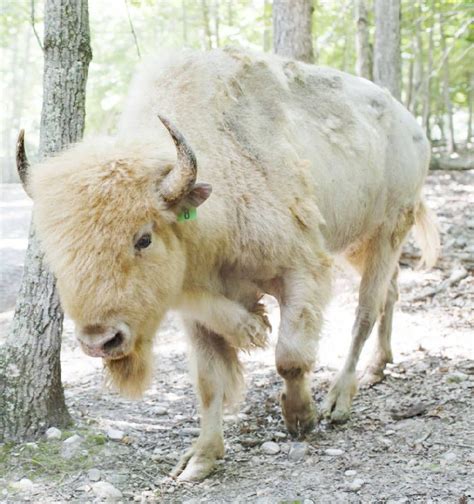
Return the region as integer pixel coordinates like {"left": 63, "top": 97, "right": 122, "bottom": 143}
{"left": 18, "top": 48, "right": 439, "bottom": 480}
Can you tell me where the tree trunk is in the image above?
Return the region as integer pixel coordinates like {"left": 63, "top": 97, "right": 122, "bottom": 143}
{"left": 422, "top": 27, "right": 434, "bottom": 137}
{"left": 354, "top": 0, "right": 371, "bottom": 80}
{"left": 439, "top": 13, "right": 456, "bottom": 153}
{"left": 201, "top": 0, "right": 213, "bottom": 50}
{"left": 263, "top": 0, "right": 272, "bottom": 52}
{"left": 405, "top": 39, "right": 415, "bottom": 109}
{"left": 468, "top": 72, "right": 473, "bottom": 144}
{"left": 412, "top": 14, "right": 424, "bottom": 116}
{"left": 373, "top": 0, "right": 401, "bottom": 100}
{"left": 213, "top": 0, "right": 220, "bottom": 48}
{"left": 0, "top": 0, "right": 92, "bottom": 442}
{"left": 273, "top": 0, "right": 314, "bottom": 63}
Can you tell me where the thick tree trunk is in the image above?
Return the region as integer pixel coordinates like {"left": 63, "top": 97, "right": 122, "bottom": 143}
{"left": 273, "top": 0, "right": 314, "bottom": 63}
{"left": 354, "top": 0, "right": 372, "bottom": 80}
{"left": 373, "top": 0, "right": 401, "bottom": 100}
{"left": 0, "top": 0, "right": 92, "bottom": 442}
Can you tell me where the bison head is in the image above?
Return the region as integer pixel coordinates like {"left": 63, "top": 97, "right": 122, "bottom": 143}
{"left": 17, "top": 118, "right": 211, "bottom": 397}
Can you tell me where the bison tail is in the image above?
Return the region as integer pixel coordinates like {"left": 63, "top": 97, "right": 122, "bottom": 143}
{"left": 413, "top": 199, "right": 440, "bottom": 269}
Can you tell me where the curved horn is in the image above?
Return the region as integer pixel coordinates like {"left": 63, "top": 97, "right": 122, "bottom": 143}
{"left": 158, "top": 115, "right": 197, "bottom": 205}
{"left": 16, "top": 129, "right": 32, "bottom": 198}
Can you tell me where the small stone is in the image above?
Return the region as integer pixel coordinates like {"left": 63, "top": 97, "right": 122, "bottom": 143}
{"left": 25, "top": 442, "right": 38, "bottom": 450}
{"left": 407, "top": 458, "right": 417, "bottom": 467}
{"left": 45, "top": 427, "right": 62, "bottom": 440}
{"left": 88, "top": 468, "right": 101, "bottom": 482}
{"left": 344, "top": 469, "right": 357, "bottom": 477}
{"left": 155, "top": 407, "right": 168, "bottom": 416}
{"left": 288, "top": 442, "right": 308, "bottom": 462}
{"left": 11, "top": 478, "right": 34, "bottom": 492}
{"left": 441, "top": 451, "right": 457, "bottom": 464}
{"left": 240, "top": 437, "right": 260, "bottom": 447}
{"left": 91, "top": 482, "right": 122, "bottom": 501}
{"left": 106, "top": 428, "right": 125, "bottom": 441}
{"left": 274, "top": 431, "right": 287, "bottom": 440}
{"left": 61, "top": 434, "right": 82, "bottom": 459}
{"left": 324, "top": 448, "right": 344, "bottom": 456}
{"left": 261, "top": 441, "right": 280, "bottom": 455}
{"left": 303, "top": 500, "right": 315, "bottom": 504}
{"left": 63, "top": 434, "right": 81, "bottom": 444}
{"left": 346, "top": 478, "right": 365, "bottom": 492}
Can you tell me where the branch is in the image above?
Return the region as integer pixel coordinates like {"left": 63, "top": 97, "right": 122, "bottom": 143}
{"left": 124, "top": 0, "right": 141, "bottom": 59}
{"left": 409, "top": 267, "right": 468, "bottom": 302}
{"left": 30, "top": 0, "right": 43, "bottom": 52}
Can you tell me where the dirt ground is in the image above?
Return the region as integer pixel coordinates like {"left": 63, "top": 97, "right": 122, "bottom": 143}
{"left": 0, "top": 169, "right": 473, "bottom": 503}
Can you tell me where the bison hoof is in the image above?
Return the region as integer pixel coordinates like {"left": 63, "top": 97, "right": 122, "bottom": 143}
{"left": 170, "top": 442, "right": 223, "bottom": 482}
{"left": 281, "top": 392, "right": 318, "bottom": 438}
{"left": 321, "top": 372, "right": 357, "bottom": 424}
{"left": 238, "top": 304, "right": 271, "bottom": 350}
{"left": 359, "top": 367, "right": 386, "bottom": 388}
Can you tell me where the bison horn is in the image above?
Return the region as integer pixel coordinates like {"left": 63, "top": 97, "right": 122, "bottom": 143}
{"left": 158, "top": 115, "right": 197, "bottom": 206}
{"left": 16, "top": 129, "right": 32, "bottom": 198}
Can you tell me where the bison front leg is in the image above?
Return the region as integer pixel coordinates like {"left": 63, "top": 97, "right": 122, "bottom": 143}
{"left": 171, "top": 321, "right": 243, "bottom": 481}
{"left": 181, "top": 291, "right": 271, "bottom": 351}
{"left": 276, "top": 265, "right": 331, "bottom": 437}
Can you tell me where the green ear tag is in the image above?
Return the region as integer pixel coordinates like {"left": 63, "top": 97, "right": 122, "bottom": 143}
{"left": 177, "top": 207, "right": 197, "bottom": 222}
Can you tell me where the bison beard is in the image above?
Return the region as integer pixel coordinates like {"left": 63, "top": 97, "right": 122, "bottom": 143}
{"left": 104, "top": 338, "right": 153, "bottom": 399}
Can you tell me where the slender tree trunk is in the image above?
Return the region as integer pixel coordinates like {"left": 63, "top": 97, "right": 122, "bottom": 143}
{"left": 412, "top": 14, "right": 424, "bottom": 115}
{"left": 273, "top": 0, "right": 314, "bottom": 63}
{"left": 467, "top": 72, "right": 473, "bottom": 144}
{"left": 201, "top": 0, "right": 213, "bottom": 49}
{"left": 439, "top": 13, "right": 456, "bottom": 153}
{"left": 213, "top": 0, "right": 220, "bottom": 48}
{"left": 422, "top": 27, "right": 433, "bottom": 137}
{"left": 373, "top": 0, "right": 401, "bottom": 100}
{"left": 182, "top": 0, "right": 188, "bottom": 46}
{"left": 354, "top": 0, "right": 371, "bottom": 80}
{"left": 0, "top": 0, "right": 92, "bottom": 442}
{"left": 263, "top": 0, "right": 272, "bottom": 52}
{"left": 405, "top": 40, "right": 415, "bottom": 109}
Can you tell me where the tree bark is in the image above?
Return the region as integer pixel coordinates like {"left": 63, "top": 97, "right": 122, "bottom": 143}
{"left": 0, "top": 0, "right": 92, "bottom": 442}
{"left": 373, "top": 0, "right": 401, "bottom": 100}
{"left": 354, "top": 0, "right": 372, "bottom": 80}
{"left": 273, "top": 0, "right": 314, "bottom": 63}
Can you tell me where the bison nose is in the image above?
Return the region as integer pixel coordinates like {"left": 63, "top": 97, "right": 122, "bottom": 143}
{"left": 76, "top": 323, "right": 132, "bottom": 359}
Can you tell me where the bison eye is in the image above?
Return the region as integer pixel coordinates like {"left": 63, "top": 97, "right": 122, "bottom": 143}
{"left": 135, "top": 233, "right": 152, "bottom": 251}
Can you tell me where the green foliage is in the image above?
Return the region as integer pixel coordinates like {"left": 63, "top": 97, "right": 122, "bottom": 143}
{"left": 0, "top": 0, "right": 471, "bottom": 170}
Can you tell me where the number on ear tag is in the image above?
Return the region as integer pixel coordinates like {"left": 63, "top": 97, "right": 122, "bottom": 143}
{"left": 177, "top": 207, "right": 197, "bottom": 222}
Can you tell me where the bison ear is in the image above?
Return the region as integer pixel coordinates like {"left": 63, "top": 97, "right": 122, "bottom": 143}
{"left": 183, "top": 182, "right": 212, "bottom": 207}
{"left": 168, "top": 182, "right": 212, "bottom": 219}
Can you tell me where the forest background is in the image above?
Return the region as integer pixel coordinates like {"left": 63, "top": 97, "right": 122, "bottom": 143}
{"left": 1, "top": 0, "right": 472, "bottom": 183}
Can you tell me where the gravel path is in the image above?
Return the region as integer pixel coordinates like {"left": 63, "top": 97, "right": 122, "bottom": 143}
{"left": 1, "top": 170, "right": 473, "bottom": 503}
